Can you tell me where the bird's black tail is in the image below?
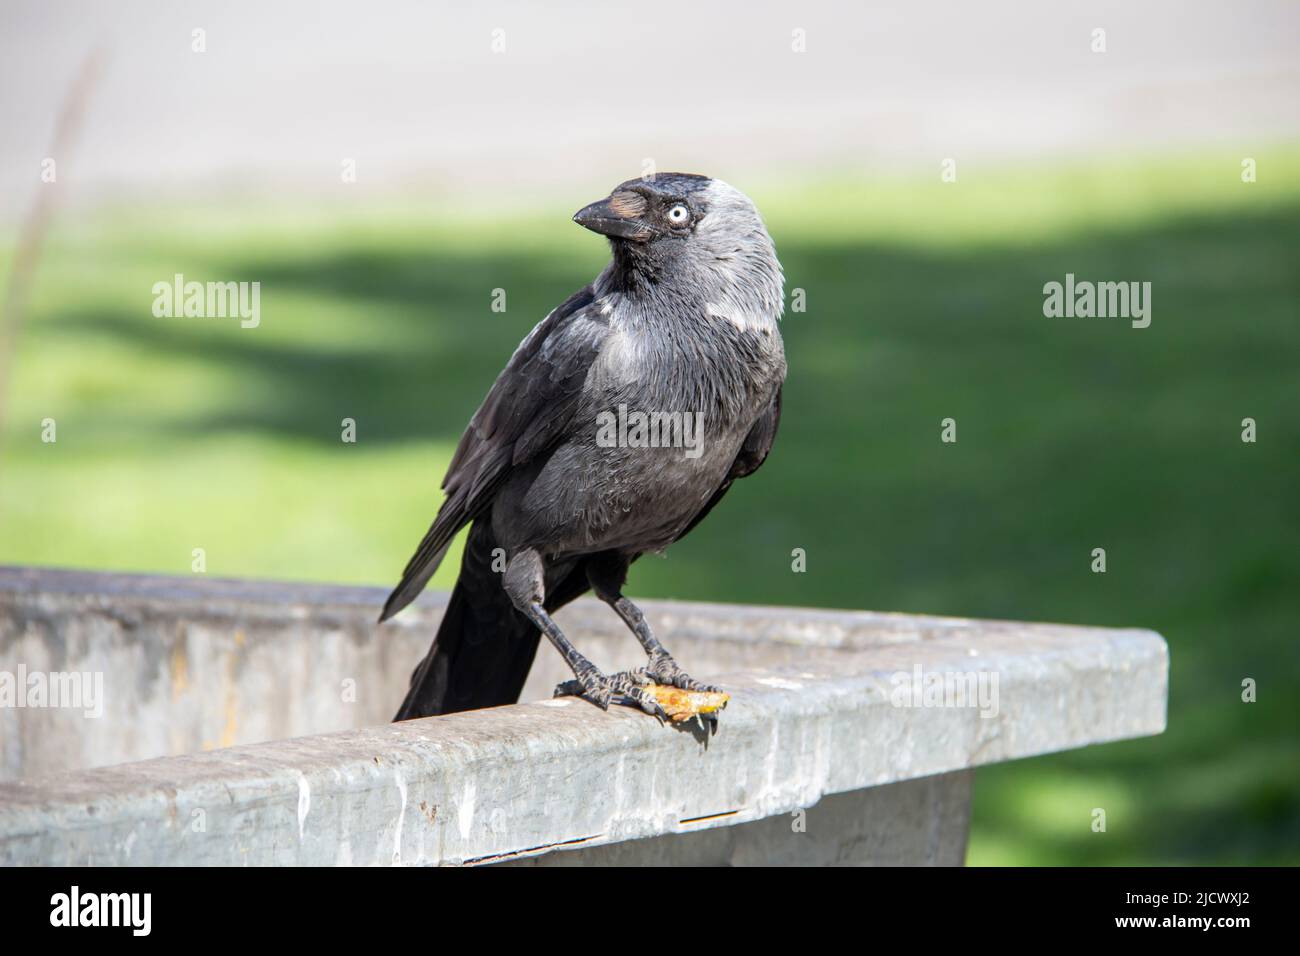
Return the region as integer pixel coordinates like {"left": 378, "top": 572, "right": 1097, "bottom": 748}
{"left": 392, "top": 520, "right": 543, "bottom": 720}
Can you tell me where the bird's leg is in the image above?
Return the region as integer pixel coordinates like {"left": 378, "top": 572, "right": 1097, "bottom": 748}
{"left": 503, "top": 549, "right": 666, "bottom": 720}
{"left": 587, "top": 558, "right": 721, "bottom": 693}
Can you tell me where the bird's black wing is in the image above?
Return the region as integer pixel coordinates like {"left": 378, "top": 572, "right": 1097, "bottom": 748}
{"left": 380, "top": 285, "right": 604, "bottom": 621}
{"left": 675, "top": 385, "right": 783, "bottom": 543}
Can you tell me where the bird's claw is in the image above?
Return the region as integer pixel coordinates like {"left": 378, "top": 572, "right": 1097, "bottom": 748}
{"left": 636, "top": 652, "right": 721, "bottom": 694}
{"left": 696, "top": 709, "right": 722, "bottom": 737}
{"left": 554, "top": 669, "right": 668, "bottom": 724}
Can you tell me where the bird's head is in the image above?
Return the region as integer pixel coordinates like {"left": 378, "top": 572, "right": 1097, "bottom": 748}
{"left": 574, "top": 174, "right": 782, "bottom": 313}
{"left": 573, "top": 173, "right": 719, "bottom": 243}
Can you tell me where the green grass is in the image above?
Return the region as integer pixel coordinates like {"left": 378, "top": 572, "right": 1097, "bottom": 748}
{"left": 2, "top": 148, "right": 1298, "bottom": 864}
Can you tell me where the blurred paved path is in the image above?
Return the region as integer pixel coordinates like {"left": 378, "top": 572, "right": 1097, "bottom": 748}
{"left": 1, "top": 0, "right": 1297, "bottom": 221}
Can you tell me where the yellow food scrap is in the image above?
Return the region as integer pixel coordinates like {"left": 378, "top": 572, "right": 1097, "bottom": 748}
{"left": 645, "top": 684, "right": 729, "bottom": 722}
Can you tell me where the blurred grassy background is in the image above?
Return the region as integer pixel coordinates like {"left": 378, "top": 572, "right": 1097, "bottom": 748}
{"left": 2, "top": 150, "right": 1297, "bottom": 864}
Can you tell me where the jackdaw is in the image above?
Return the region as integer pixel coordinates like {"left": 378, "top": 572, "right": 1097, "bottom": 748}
{"left": 381, "top": 173, "right": 786, "bottom": 722}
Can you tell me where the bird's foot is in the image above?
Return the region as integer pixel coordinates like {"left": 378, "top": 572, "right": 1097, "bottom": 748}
{"left": 554, "top": 667, "right": 668, "bottom": 723}
{"left": 634, "top": 652, "right": 721, "bottom": 694}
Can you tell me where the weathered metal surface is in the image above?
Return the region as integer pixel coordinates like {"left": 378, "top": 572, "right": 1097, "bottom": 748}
{"left": 0, "top": 567, "right": 1167, "bottom": 865}
{"left": 499, "top": 771, "right": 973, "bottom": 866}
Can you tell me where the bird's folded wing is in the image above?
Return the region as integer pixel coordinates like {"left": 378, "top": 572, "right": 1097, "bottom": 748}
{"left": 380, "top": 284, "right": 607, "bottom": 621}
{"left": 674, "top": 385, "right": 783, "bottom": 543}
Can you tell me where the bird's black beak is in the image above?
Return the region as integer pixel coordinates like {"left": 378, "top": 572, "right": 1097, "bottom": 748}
{"left": 573, "top": 190, "right": 655, "bottom": 241}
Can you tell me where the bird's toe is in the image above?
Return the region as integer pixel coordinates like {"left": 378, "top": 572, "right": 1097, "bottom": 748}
{"left": 644, "top": 653, "right": 719, "bottom": 693}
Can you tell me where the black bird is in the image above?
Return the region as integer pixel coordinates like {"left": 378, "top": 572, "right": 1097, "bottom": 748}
{"left": 381, "top": 173, "right": 786, "bottom": 721}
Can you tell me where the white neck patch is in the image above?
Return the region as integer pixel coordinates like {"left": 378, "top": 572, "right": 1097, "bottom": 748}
{"left": 708, "top": 300, "right": 777, "bottom": 334}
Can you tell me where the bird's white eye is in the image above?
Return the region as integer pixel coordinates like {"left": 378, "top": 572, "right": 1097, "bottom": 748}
{"left": 667, "top": 204, "right": 691, "bottom": 226}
